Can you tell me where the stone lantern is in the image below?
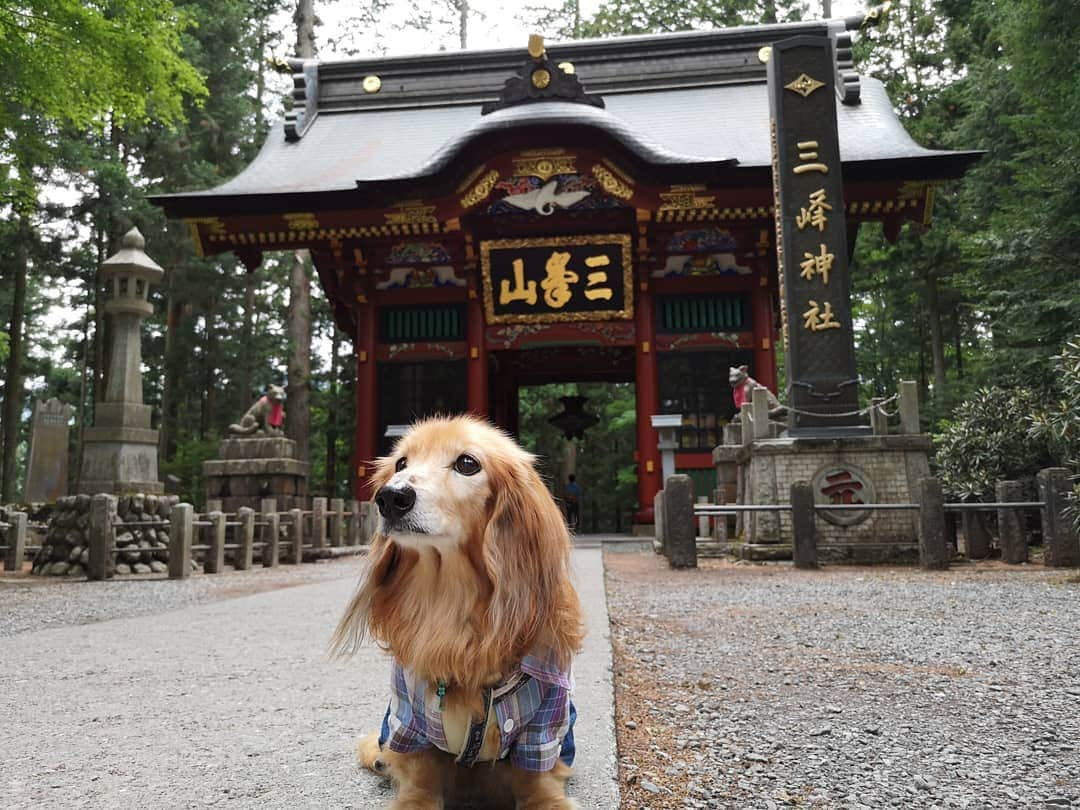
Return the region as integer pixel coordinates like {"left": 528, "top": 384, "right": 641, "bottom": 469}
{"left": 78, "top": 228, "right": 164, "bottom": 494}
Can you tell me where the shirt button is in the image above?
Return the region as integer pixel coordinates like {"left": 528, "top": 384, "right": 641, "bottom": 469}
{"left": 502, "top": 718, "right": 515, "bottom": 733}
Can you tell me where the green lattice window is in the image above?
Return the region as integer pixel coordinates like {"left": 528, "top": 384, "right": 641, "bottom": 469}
{"left": 380, "top": 306, "right": 466, "bottom": 342}
{"left": 656, "top": 294, "right": 748, "bottom": 333}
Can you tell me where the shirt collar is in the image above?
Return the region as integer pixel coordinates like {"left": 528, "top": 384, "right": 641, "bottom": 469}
{"left": 520, "top": 649, "right": 572, "bottom": 690}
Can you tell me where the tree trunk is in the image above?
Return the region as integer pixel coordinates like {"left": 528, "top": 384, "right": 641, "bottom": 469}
{"left": 325, "top": 326, "right": 340, "bottom": 496}
{"left": 294, "top": 0, "right": 315, "bottom": 59}
{"left": 954, "top": 323, "right": 964, "bottom": 379}
{"left": 239, "top": 269, "right": 256, "bottom": 411}
{"left": 159, "top": 281, "right": 182, "bottom": 459}
{"left": 925, "top": 271, "right": 947, "bottom": 398}
{"left": 287, "top": 250, "right": 312, "bottom": 462}
{"left": 458, "top": 0, "right": 468, "bottom": 49}
{"left": 200, "top": 291, "right": 218, "bottom": 438}
{"left": 93, "top": 230, "right": 108, "bottom": 408}
{"left": 75, "top": 311, "right": 91, "bottom": 491}
{"left": 290, "top": 1, "right": 316, "bottom": 463}
{"left": 1, "top": 219, "right": 29, "bottom": 502}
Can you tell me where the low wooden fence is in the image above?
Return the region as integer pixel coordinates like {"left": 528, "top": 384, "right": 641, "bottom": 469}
{"left": 2, "top": 497, "right": 376, "bottom": 579}
{"left": 658, "top": 467, "right": 1080, "bottom": 571}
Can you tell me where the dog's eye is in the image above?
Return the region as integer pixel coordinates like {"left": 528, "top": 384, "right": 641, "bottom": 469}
{"left": 453, "top": 454, "right": 481, "bottom": 476}
{"left": 395, "top": 456, "right": 407, "bottom": 472}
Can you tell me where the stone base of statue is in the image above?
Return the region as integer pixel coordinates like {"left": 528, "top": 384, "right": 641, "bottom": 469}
{"left": 77, "top": 403, "right": 164, "bottom": 495}
{"left": 202, "top": 436, "right": 309, "bottom": 512}
{"left": 713, "top": 422, "right": 930, "bottom": 564}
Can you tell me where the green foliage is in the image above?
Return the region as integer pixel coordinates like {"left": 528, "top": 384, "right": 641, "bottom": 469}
{"left": 0, "top": 331, "right": 8, "bottom": 362}
{"left": 1030, "top": 338, "right": 1080, "bottom": 469}
{"left": 932, "top": 387, "right": 1053, "bottom": 501}
{"left": 578, "top": 0, "right": 804, "bottom": 36}
{"left": 159, "top": 435, "right": 220, "bottom": 508}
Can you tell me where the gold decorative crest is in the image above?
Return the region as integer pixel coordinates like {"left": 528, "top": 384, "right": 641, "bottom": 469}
{"left": 362, "top": 75, "right": 381, "bottom": 94}
{"left": 785, "top": 73, "right": 826, "bottom": 98}
{"left": 384, "top": 201, "right": 438, "bottom": 226}
{"left": 513, "top": 150, "right": 577, "bottom": 181}
{"left": 460, "top": 170, "right": 501, "bottom": 209}
{"left": 531, "top": 68, "right": 551, "bottom": 89}
{"left": 283, "top": 212, "right": 319, "bottom": 231}
{"left": 591, "top": 163, "right": 634, "bottom": 200}
{"left": 658, "top": 185, "right": 715, "bottom": 211}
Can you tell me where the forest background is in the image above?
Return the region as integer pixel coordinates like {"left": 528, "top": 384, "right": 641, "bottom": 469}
{"left": 0, "top": 0, "right": 1076, "bottom": 531}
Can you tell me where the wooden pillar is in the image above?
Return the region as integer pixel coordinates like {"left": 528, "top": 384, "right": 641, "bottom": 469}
{"left": 354, "top": 288, "right": 378, "bottom": 501}
{"left": 752, "top": 260, "right": 778, "bottom": 393}
{"left": 634, "top": 280, "right": 661, "bottom": 524}
{"left": 466, "top": 288, "right": 488, "bottom": 417}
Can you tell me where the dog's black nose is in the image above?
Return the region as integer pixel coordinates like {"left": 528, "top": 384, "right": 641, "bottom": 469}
{"left": 375, "top": 485, "right": 416, "bottom": 520}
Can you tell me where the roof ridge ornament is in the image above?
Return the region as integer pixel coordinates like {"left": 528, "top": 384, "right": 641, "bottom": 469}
{"left": 481, "top": 35, "right": 604, "bottom": 116}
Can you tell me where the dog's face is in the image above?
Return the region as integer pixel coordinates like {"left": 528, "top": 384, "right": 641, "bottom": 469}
{"left": 374, "top": 417, "right": 501, "bottom": 551}
{"left": 333, "top": 415, "right": 583, "bottom": 676}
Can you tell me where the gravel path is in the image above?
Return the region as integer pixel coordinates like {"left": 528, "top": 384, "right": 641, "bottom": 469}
{"left": 0, "top": 549, "right": 616, "bottom": 809}
{"left": 605, "top": 552, "right": 1080, "bottom": 810}
{"left": 0, "top": 558, "right": 365, "bottom": 638}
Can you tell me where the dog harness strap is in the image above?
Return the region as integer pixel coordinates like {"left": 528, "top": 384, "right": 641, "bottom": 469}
{"left": 454, "top": 687, "right": 493, "bottom": 768}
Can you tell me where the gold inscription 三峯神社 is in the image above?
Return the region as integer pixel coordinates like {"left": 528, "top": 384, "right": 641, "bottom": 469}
{"left": 799, "top": 244, "right": 836, "bottom": 285}
{"left": 793, "top": 140, "right": 828, "bottom": 175}
{"left": 540, "top": 251, "right": 579, "bottom": 309}
{"left": 802, "top": 300, "right": 842, "bottom": 331}
{"left": 500, "top": 259, "right": 538, "bottom": 306}
{"left": 797, "top": 188, "right": 832, "bottom": 231}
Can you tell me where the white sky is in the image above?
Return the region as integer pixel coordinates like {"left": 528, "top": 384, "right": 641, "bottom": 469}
{"left": 286, "top": 0, "right": 866, "bottom": 61}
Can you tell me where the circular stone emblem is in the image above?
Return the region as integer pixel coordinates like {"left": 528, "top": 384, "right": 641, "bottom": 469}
{"left": 811, "top": 464, "right": 876, "bottom": 526}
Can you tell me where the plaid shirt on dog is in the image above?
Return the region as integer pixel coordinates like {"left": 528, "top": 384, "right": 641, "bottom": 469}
{"left": 379, "top": 650, "right": 576, "bottom": 772}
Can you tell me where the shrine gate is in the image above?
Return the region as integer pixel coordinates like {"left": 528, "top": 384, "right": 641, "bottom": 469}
{"left": 155, "top": 15, "right": 978, "bottom": 524}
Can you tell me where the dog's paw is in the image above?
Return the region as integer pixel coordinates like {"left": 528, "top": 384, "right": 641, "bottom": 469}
{"left": 357, "top": 731, "right": 390, "bottom": 777}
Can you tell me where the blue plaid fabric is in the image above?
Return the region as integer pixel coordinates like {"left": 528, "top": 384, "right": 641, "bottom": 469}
{"left": 377, "top": 650, "right": 576, "bottom": 772}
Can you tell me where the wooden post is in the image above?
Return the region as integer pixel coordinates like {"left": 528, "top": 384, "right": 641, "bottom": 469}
{"left": 899, "top": 380, "right": 920, "bottom": 435}
{"left": 653, "top": 489, "right": 666, "bottom": 554}
{"left": 360, "top": 501, "right": 378, "bottom": 545}
{"left": 168, "top": 503, "right": 194, "bottom": 579}
{"left": 289, "top": 508, "right": 304, "bottom": 564}
{"left": 205, "top": 511, "right": 226, "bottom": 574}
{"left": 918, "top": 478, "right": 949, "bottom": 570}
{"left": 633, "top": 280, "right": 661, "bottom": 524}
{"left": 330, "top": 497, "right": 345, "bottom": 547}
{"left": 87, "top": 493, "right": 117, "bottom": 581}
{"left": 2, "top": 511, "right": 27, "bottom": 572}
{"left": 312, "top": 497, "right": 327, "bottom": 549}
{"left": 346, "top": 499, "right": 361, "bottom": 546}
{"left": 260, "top": 498, "right": 278, "bottom": 567}
{"left": 663, "top": 475, "right": 697, "bottom": 569}
{"left": 236, "top": 507, "right": 255, "bottom": 570}
{"left": 1039, "top": 467, "right": 1080, "bottom": 568}
{"left": 791, "top": 481, "right": 818, "bottom": 569}
{"left": 996, "top": 480, "right": 1028, "bottom": 564}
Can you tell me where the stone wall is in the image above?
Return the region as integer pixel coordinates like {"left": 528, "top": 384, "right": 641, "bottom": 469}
{"left": 32, "top": 493, "right": 179, "bottom": 576}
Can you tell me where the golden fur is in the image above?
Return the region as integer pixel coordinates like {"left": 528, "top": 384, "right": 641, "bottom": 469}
{"left": 332, "top": 415, "right": 584, "bottom": 809}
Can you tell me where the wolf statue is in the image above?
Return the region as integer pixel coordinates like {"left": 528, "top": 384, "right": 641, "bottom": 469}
{"left": 229, "top": 384, "right": 286, "bottom": 436}
{"left": 728, "top": 366, "right": 785, "bottom": 417}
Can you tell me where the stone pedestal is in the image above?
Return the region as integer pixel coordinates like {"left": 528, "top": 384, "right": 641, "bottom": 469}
{"left": 203, "top": 437, "right": 309, "bottom": 512}
{"left": 715, "top": 434, "right": 932, "bottom": 563}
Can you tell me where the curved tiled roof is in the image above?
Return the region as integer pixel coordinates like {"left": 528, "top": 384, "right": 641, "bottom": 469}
{"left": 155, "top": 18, "right": 980, "bottom": 213}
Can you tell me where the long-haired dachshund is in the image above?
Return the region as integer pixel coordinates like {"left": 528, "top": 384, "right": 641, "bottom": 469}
{"left": 332, "top": 416, "right": 584, "bottom": 809}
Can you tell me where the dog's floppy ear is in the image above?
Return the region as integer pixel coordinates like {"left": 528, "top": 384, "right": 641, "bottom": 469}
{"left": 329, "top": 455, "right": 403, "bottom": 657}
{"left": 481, "top": 451, "right": 583, "bottom": 668}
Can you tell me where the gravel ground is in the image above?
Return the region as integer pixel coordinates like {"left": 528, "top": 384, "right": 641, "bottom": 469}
{"left": 605, "top": 551, "right": 1080, "bottom": 810}
{"left": 0, "top": 558, "right": 364, "bottom": 638}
